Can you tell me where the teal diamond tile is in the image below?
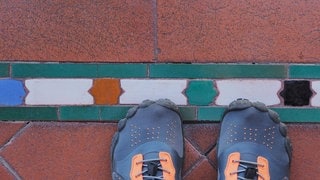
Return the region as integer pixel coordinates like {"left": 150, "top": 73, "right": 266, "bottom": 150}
{"left": 186, "top": 81, "right": 216, "bottom": 105}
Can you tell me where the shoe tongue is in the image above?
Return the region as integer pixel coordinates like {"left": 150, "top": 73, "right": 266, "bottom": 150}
{"left": 239, "top": 153, "right": 259, "bottom": 179}
{"left": 143, "top": 152, "right": 162, "bottom": 177}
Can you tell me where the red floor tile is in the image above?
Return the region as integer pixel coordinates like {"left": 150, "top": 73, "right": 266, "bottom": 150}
{"left": 0, "top": 164, "right": 14, "bottom": 180}
{"left": 157, "top": 0, "right": 320, "bottom": 63}
{"left": 182, "top": 139, "right": 203, "bottom": 175}
{"left": 0, "top": 122, "right": 318, "bottom": 179}
{"left": 0, "top": 0, "right": 154, "bottom": 62}
{"left": 0, "top": 122, "right": 26, "bottom": 146}
{"left": 288, "top": 124, "right": 320, "bottom": 179}
{"left": 184, "top": 124, "right": 219, "bottom": 154}
{"left": 183, "top": 158, "right": 217, "bottom": 180}
{"left": 0, "top": 122, "right": 117, "bottom": 179}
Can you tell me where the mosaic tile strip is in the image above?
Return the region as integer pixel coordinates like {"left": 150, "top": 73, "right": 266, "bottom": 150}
{"left": 150, "top": 64, "right": 287, "bottom": 78}
{"left": 25, "top": 79, "right": 93, "bottom": 105}
{"left": 0, "top": 105, "right": 318, "bottom": 122}
{"left": 12, "top": 63, "right": 147, "bottom": 78}
{"left": 0, "top": 62, "right": 320, "bottom": 123}
{"left": 0, "top": 79, "right": 26, "bottom": 106}
{"left": 216, "top": 80, "right": 281, "bottom": 106}
{"left": 120, "top": 79, "right": 187, "bottom": 105}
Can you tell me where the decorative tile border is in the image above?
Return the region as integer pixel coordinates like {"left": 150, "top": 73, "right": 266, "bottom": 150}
{"left": 1, "top": 62, "right": 320, "bottom": 122}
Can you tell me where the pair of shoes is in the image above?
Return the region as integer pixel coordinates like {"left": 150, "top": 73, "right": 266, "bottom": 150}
{"left": 111, "top": 99, "right": 292, "bottom": 180}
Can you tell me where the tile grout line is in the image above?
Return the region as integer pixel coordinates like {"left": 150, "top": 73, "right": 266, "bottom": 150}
{"left": 0, "top": 122, "right": 31, "bottom": 151}
{"left": 0, "top": 121, "right": 31, "bottom": 180}
{"left": 152, "top": 0, "right": 159, "bottom": 62}
{"left": 0, "top": 156, "right": 22, "bottom": 180}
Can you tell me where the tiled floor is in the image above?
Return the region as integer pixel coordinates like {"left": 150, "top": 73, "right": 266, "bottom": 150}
{"left": 1, "top": 0, "right": 320, "bottom": 179}
{"left": 0, "top": 122, "right": 319, "bottom": 179}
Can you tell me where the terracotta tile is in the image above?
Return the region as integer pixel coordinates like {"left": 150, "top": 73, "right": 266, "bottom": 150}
{"left": 0, "top": 164, "right": 14, "bottom": 180}
{"left": 182, "top": 138, "right": 202, "bottom": 175}
{"left": 206, "top": 146, "right": 218, "bottom": 170}
{"left": 0, "top": 122, "right": 318, "bottom": 179}
{"left": 183, "top": 158, "right": 217, "bottom": 180}
{"left": 158, "top": 0, "right": 320, "bottom": 63}
{"left": 90, "top": 79, "right": 122, "bottom": 105}
{"left": 0, "top": 0, "right": 153, "bottom": 62}
{"left": 183, "top": 124, "right": 219, "bottom": 154}
{"left": 0, "top": 122, "right": 117, "bottom": 179}
{"left": 0, "top": 122, "right": 26, "bottom": 146}
{"left": 288, "top": 124, "right": 320, "bottom": 179}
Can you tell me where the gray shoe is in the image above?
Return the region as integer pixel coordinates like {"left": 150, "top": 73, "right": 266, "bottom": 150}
{"left": 111, "top": 99, "right": 184, "bottom": 180}
{"left": 217, "top": 99, "right": 292, "bottom": 180}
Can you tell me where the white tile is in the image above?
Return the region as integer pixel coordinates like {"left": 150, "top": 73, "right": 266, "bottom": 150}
{"left": 120, "top": 79, "right": 187, "bottom": 105}
{"left": 26, "top": 79, "right": 93, "bottom": 105}
{"left": 311, "top": 81, "right": 320, "bottom": 106}
{"left": 216, "top": 79, "right": 281, "bottom": 105}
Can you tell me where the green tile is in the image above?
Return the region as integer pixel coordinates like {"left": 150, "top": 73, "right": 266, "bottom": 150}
{"left": 0, "top": 63, "right": 9, "bottom": 77}
{"left": 289, "top": 65, "right": 320, "bottom": 79}
{"left": 12, "top": 63, "right": 147, "bottom": 78}
{"left": 150, "top": 64, "right": 286, "bottom": 78}
{"left": 60, "top": 106, "right": 100, "bottom": 121}
{"left": 12, "top": 63, "right": 97, "bottom": 78}
{"left": 100, "top": 106, "right": 131, "bottom": 120}
{"left": 97, "top": 64, "right": 147, "bottom": 78}
{"left": 0, "top": 107, "right": 58, "bottom": 121}
{"left": 197, "top": 107, "right": 226, "bottom": 121}
{"left": 197, "top": 107, "right": 319, "bottom": 123}
{"left": 179, "top": 107, "right": 196, "bottom": 121}
{"left": 272, "top": 108, "right": 320, "bottom": 123}
{"left": 186, "top": 81, "right": 216, "bottom": 105}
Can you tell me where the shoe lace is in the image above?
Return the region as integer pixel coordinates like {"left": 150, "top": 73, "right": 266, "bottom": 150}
{"left": 135, "top": 158, "right": 170, "bottom": 180}
{"left": 231, "top": 159, "right": 265, "bottom": 180}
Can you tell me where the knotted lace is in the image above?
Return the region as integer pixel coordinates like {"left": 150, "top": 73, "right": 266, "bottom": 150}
{"left": 135, "top": 158, "right": 170, "bottom": 180}
{"left": 230, "top": 159, "right": 265, "bottom": 180}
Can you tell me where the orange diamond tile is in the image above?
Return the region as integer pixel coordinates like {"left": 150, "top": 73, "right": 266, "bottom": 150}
{"left": 89, "top": 78, "right": 122, "bottom": 105}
